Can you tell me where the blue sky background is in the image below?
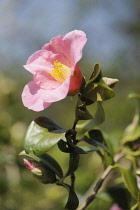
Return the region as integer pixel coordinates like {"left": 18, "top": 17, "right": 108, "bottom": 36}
{"left": 0, "top": 0, "right": 139, "bottom": 78}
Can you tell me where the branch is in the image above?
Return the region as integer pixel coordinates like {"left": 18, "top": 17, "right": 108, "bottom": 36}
{"left": 77, "top": 152, "right": 125, "bottom": 210}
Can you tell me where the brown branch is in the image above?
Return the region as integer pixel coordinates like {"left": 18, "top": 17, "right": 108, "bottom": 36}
{"left": 77, "top": 152, "right": 125, "bottom": 210}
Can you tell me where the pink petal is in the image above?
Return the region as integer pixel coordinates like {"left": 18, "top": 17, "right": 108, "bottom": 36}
{"left": 42, "top": 35, "right": 63, "bottom": 54}
{"left": 62, "top": 30, "right": 87, "bottom": 65}
{"left": 23, "top": 159, "right": 35, "bottom": 170}
{"left": 33, "top": 71, "right": 60, "bottom": 90}
{"left": 24, "top": 50, "right": 57, "bottom": 74}
{"left": 42, "top": 30, "right": 87, "bottom": 67}
{"left": 24, "top": 50, "right": 69, "bottom": 89}
{"left": 42, "top": 38, "right": 71, "bottom": 67}
{"left": 22, "top": 81, "right": 52, "bottom": 111}
{"left": 43, "top": 76, "right": 71, "bottom": 103}
{"left": 68, "top": 64, "right": 82, "bottom": 95}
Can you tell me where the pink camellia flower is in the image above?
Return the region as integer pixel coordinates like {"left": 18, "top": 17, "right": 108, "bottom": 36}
{"left": 22, "top": 30, "right": 87, "bottom": 111}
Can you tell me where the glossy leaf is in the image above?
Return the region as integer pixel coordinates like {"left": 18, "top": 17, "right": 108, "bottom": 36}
{"left": 34, "top": 116, "right": 64, "bottom": 131}
{"left": 33, "top": 131, "right": 66, "bottom": 155}
{"left": 24, "top": 119, "right": 66, "bottom": 155}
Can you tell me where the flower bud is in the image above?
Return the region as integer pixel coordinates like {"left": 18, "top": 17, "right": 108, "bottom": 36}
{"left": 23, "top": 158, "right": 56, "bottom": 184}
{"left": 103, "top": 77, "right": 119, "bottom": 88}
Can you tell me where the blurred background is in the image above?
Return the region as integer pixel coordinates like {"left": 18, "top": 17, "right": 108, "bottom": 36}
{"left": 0, "top": 0, "right": 139, "bottom": 209}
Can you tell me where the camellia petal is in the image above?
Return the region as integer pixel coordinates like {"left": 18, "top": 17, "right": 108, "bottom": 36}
{"left": 68, "top": 64, "right": 82, "bottom": 95}
{"left": 33, "top": 70, "right": 60, "bottom": 90}
{"left": 22, "top": 81, "right": 52, "bottom": 111}
{"left": 62, "top": 30, "right": 87, "bottom": 65}
{"left": 22, "top": 30, "right": 87, "bottom": 111}
{"left": 42, "top": 30, "right": 87, "bottom": 66}
{"left": 42, "top": 76, "right": 71, "bottom": 103}
{"left": 24, "top": 50, "right": 57, "bottom": 74}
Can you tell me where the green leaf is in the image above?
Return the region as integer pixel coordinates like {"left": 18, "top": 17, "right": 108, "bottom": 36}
{"left": 19, "top": 150, "right": 63, "bottom": 178}
{"left": 65, "top": 185, "right": 79, "bottom": 209}
{"left": 112, "top": 164, "right": 139, "bottom": 200}
{"left": 82, "top": 129, "right": 114, "bottom": 163}
{"left": 83, "top": 79, "right": 115, "bottom": 102}
{"left": 121, "top": 167, "right": 138, "bottom": 200}
{"left": 128, "top": 92, "right": 140, "bottom": 99}
{"left": 76, "top": 97, "right": 93, "bottom": 120}
{"left": 19, "top": 150, "right": 40, "bottom": 161}
{"left": 83, "top": 136, "right": 107, "bottom": 150}
{"left": 79, "top": 146, "right": 99, "bottom": 153}
{"left": 24, "top": 119, "right": 66, "bottom": 155}
{"left": 58, "top": 140, "right": 86, "bottom": 154}
{"left": 86, "top": 129, "right": 105, "bottom": 143}
{"left": 89, "top": 63, "right": 102, "bottom": 82}
{"left": 76, "top": 102, "right": 105, "bottom": 133}
{"left": 65, "top": 153, "right": 80, "bottom": 177}
{"left": 57, "top": 183, "right": 79, "bottom": 209}
{"left": 34, "top": 116, "right": 64, "bottom": 131}
{"left": 33, "top": 131, "right": 66, "bottom": 155}
{"left": 122, "top": 95, "right": 140, "bottom": 145}
{"left": 79, "top": 64, "right": 118, "bottom": 105}
{"left": 81, "top": 72, "right": 115, "bottom": 104}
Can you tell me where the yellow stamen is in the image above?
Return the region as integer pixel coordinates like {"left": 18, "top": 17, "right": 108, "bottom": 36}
{"left": 50, "top": 60, "right": 71, "bottom": 83}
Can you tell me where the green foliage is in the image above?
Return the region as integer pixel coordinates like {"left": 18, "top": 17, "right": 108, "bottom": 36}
{"left": 76, "top": 102, "right": 105, "bottom": 133}
{"left": 76, "top": 97, "right": 93, "bottom": 120}
{"left": 18, "top": 64, "right": 122, "bottom": 209}
{"left": 59, "top": 183, "right": 79, "bottom": 209}
{"left": 24, "top": 117, "right": 66, "bottom": 156}
{"left": 113, "top": 164, "right": 139, "bottom": 200}
{"left": 1, "top": 68, "right": 139, "bottom": 209}
{"left": 122, "top": 93, "right": 140, "bottom": 145}
{"left": 80, "top": 63, "right": 116, "bottom": 104}
{"left": 82, "top": 129, "right": 114, "bottom": 165}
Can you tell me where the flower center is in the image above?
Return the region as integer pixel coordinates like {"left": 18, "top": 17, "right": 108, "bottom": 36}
{"left": 50, "top": 60, "right": 71, "bottom": 84}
